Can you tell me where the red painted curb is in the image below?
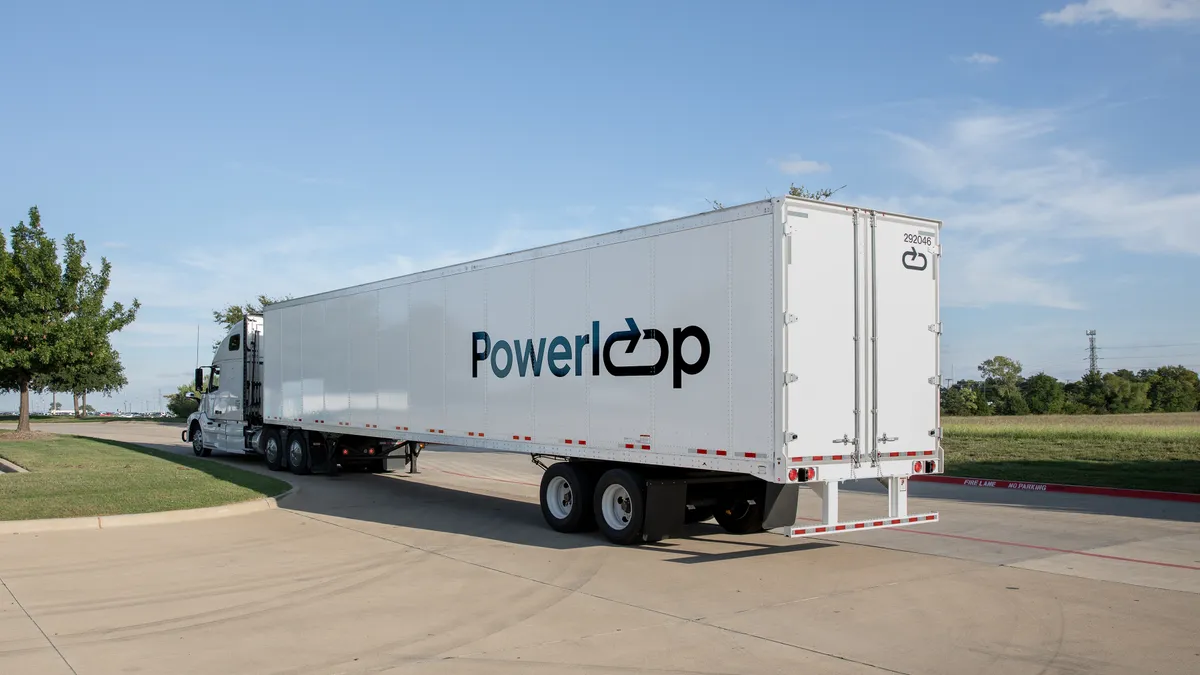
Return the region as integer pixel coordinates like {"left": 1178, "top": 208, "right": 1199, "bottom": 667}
{"left": 911, "top": 475, "right": 1200, "bottom": 504}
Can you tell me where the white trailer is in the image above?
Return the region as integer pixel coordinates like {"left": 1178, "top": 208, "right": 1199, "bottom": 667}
{"left": 184, "top": 196, "right": 943, "bottom": 544}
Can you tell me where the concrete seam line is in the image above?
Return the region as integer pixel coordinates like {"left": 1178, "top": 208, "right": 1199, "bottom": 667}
{"left": 0, "top": 485, "right": 297, "bottom": 535}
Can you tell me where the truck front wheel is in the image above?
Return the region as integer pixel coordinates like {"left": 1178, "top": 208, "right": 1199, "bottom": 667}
{"left": 539, "top": 462, "right": 596, "bottom": 533}
{"left": 593, "top": 468, "right": 648, "bottom": 545}
{"left": 191, "top": 423, "right": 210, "bottom": 457}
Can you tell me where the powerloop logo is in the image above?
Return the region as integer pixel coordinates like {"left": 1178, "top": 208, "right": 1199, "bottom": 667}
{"left": 472, "top": 318, "right": 710, "bottom": 389}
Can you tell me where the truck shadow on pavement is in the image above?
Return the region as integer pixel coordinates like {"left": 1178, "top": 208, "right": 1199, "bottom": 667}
{"left": 180, "top": 450, "right": 838, "bottom": 559}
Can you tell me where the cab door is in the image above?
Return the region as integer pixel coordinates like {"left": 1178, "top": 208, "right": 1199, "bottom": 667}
{"left": 210, "top": 326, "right": 246, "bottom": 451}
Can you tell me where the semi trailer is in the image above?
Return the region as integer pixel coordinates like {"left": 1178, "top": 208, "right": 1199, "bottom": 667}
{"left": 184, "top": 196, "right": 944, "bottom": 544}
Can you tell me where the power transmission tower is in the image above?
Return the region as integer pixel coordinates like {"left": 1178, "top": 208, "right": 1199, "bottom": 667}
{"left": 1086, "top": 330, "right": 1099, "bottom": 375}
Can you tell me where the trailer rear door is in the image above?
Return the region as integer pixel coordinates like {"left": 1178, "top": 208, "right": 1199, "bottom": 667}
{"left": 783, "top": 202, "right": 861, "bottom": 465}
{"left": 869, "top": 212, "right": 941, "bottom": 462}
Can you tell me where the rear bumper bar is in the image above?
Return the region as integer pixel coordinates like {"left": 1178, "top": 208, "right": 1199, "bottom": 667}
{"left": 781, "top": 512, "right": 939, "bottom": 538}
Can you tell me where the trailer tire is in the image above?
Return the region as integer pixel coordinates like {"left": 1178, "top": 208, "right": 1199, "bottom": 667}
{"left": 263, "top": 429, "right": 283, "bottom": 471}
{"left": 539, "top": 462, "right": 596, "bottom": 533}
{"left": 714, "top": 498, "right": 764, "bottom": 535}
{"left": 286, "top": 432, "right": 311, "bottom": 475}
{"left": 593, "top": 468, "right": 648, "bottom": 545}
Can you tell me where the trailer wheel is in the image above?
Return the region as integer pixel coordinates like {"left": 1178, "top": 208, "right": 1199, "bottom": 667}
{"left": 263, "top": 429, "right": 283, "bottom": 471}
{"left": 539, "top": 462, "right": 596, "bottom": 533}
{"left": 286, "top": 432, "right": 311, "bottom": 475}
{"left": 593, "top": 468, "right": 648, "bottom": 545}
{"left": 714, "top": 498, "right": 764, "bottom": 535}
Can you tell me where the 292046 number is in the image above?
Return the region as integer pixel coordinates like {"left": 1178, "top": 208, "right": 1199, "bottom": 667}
{"left": 904, "top": 233, "right": 933, "bottom": 246}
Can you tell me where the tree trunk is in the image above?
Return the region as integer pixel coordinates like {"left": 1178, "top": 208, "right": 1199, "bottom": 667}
{"left": 82, "top": 391, "right": 88, "bottom": 418}
{"left": 18, "top": 380, "right": 31, "bottom": 433}
{"left": 74, "top": 392, "right": 82, "bottom": 418}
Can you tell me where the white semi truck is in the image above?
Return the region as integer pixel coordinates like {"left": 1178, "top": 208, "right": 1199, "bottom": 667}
{"left": 185, "top": 196, "right": 944, "bottom": 544}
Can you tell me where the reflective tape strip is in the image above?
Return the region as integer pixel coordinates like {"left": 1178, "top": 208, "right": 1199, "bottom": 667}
{"left": 790, "top": 513, "right": 938, "bottom": 537}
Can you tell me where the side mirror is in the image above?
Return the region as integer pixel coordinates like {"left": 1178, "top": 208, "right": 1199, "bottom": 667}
{"left": 185, "top": 392, "right": 196, "bottom": 400}
{"left": 194, "top": 367, "right": 204, "bottom": 391}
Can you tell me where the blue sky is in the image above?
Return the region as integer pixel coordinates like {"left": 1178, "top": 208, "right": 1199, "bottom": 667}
{"left": 2, "top": 0, "right": 1199, "bottom": 412}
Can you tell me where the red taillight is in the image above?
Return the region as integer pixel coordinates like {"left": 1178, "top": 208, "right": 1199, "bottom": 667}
{"left": 341, "top": 449, "right": 349, "bottom": 456}
{"left": 925, "top": 460, "right": 937, "bottom": 473}
{"left": 788, "top": 468, "right": 799, "bottom": 481}
{"left": 368, "top": 447, "right": 376, "bottom": 455}
{"left": 806, "top": 467, "right": 815, "bottom": 481}
{"left": 913, "top": 461, "right": 923, "bottom": 473}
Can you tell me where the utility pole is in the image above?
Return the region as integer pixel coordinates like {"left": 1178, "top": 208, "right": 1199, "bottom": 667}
{"left": 1087, "top": 330, "right": 1099, "bottom": 375}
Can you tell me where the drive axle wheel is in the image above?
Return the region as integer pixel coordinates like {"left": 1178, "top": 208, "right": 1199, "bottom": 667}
{"left": 287, "top": 432, "right": 311, "bottom": 475}
{"left": 263, "top": 429, "right": 283, "bottom": 471}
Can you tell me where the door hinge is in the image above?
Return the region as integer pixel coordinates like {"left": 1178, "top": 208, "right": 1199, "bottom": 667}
{"left": 928, "top": 427, "right": 943, "bottom": 439}
{"left": 786, "top": 432, "right": 799, "bottom": 442}
{"left": 928, "top": 376, "right": 939, "bottom": 386}
{"left": 784, "top": 313, "right": 798, "bottom": 325}
{"left": 929, "top": 244, "right": 941, "bottom": 256}
{"left": 928, "top": 322, "right": 942, "bottom": 334}
{"left": 784, "top": 373, "right": 799, "bottom": 385}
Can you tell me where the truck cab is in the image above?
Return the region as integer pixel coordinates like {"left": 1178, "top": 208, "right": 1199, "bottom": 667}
{"left": 185, "top": 316, "right": 264, "bottom": 457}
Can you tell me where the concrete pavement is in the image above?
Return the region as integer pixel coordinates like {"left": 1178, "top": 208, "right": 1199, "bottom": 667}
{"left": 2, "top": 421, "right": 1198, "bottom": 674}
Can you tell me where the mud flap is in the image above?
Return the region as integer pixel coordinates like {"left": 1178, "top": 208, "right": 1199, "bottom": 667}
{"left": 762, "top": 482, "right": 800, "bottom": 530}
{"left": 643, "top": 479, "right": 688, "bottom": 541}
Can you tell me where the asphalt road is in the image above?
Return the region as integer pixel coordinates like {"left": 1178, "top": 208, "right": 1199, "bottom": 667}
{"left": 2, "top": 421, "right": 1198, "bottom": 674}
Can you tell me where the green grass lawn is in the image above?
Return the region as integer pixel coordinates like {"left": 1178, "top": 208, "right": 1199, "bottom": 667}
{"left": 942, "top": 414, "right": 1200, "bottom": 494}
{"left": 0, "top": 432, "right": 290, "bottom": 521}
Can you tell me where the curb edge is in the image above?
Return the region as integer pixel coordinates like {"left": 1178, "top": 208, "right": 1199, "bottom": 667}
{"left": 911, "top": 474, "right": 1200, "bottom": 504}
{"left": 1, "top": 485, "right": 298, "bottom": 536}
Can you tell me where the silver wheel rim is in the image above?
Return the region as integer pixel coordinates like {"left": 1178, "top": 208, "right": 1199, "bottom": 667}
{"left": 546, "top": 476, "right": 573, "bottom": 520}
{"left": 265, "top": 437, "right": 279, "bottom": 463}
{"left": 193, "top": 430, "right": 202, "bottom": 453}
{"left": 289, "top": 439, "right": 304, "bottom": 467}
{"left": 601, "top": 483, "right": 633, "bottom": 531}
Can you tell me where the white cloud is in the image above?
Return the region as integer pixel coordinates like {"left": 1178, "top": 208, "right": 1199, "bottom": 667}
{"left": 1042, "top": 0, "right": 1200, "bottom": 26}
{"left": 870, "top": 104, "right": 1200, "bottom": 310}
{"left": 774, "top": 157, "right": 832, "bottom": 175}
{"left": 962, "top": 52, "right": 1001, "bottom": 65}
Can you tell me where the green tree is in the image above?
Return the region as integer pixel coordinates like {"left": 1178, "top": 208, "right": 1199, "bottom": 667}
{"left": 941, "top": 384, "right": 980, "bottom": 416}
{"left": 1101, "top": 372, "right": 1151, "bottom": 414}
{"left": 166, "top": 382, "right": 200, "bottom": 418}
{"left": 977, "top": 356, "right": 1027, "bottom": 415}
{"left": 38, "top": 246, "right": 137, "bottom": 418}
{"left": 0, "top": 208, "right": 98, "bottom": 431}
{"left": 709, "top": 184, "right": 843, "bottom": 211}
{"left": 1021, "top": 373, "right": 1067, "bottom": 414}
{"left": 211, "top": 294, "right": 288, "bottom": 350}
{"left": 213, "top": 295, "right": 289, "bottom": 331}
{"left": 1065, "top": 371, "right": 1106, "bottom": 414}
{"left": 1144, "top": 366, "right": 1200, "bottom": 412}
{"left": 788, "top": 183, "right": 845, "bottom": 201}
